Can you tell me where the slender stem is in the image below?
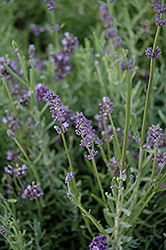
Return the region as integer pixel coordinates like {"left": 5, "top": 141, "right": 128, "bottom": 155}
{"left": 150, "top": 146, "right": 158, "bottom": 185}
{"left": 4, "top": 236, "right": 18, "bottom": 250}
{"left": 61, "top": 133, "right": 78, "bottom": 197}
{"left": 68, "top": 192, "right": 108, "bottom": 235}
{"left": 50, "top": 11, "right": 60, "bottom": 51}
{"left": 103, "top": 119, "right": 111, "bottom": 160}
{"left": 3, "top": 64, "right": 28, "bottom": 88}
{"left": 13, "top": 137, "right": 40, "bottom": 183}
{"left": 121, "top": 69, "right": 132, "bottom": 169}
{"left": 96, "top": 66, "right": 107, "bottom": 96}
{"left": 90, "top": 154, "right": 107, "bottom": 205}
{"left": 3, "top": 79, "right": 16, "bottom": 117}
{"left": 109, "top": 113, "right": 121, "bottom": 160}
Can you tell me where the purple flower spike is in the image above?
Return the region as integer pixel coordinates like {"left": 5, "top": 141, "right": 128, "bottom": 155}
{"left": 145, "top": 46, "right": 161, "bottom": 59}
{"left": 61, "top": 32, "right": 79, "bottom": 54}
{"left": 24, "top": 182, "right": 44, "bottom": 200}
{"left": 75, "top": 112, "right": 102, "bottom": 160}
{"left": 99, "top": 97, "right": 114, "bottom": 118}
{"left": 99, "top": 4, "right": 114, "bottom": 28}
{"left": 44, "top": 0, "right": 56, "bottom": 11}
{"left": 0, "top": 227, "right": 6, "bottom": 236}
{"left": 155, "top": 14, "right": 166, "bottom": 26}
{"left": 89, "top": 235, "right": 108, "bottom": 250}
{"left": 28, "top": 44, "right": 36, "bottom": 59}
{"left": 7, "top": 130, "right": 15, "bottom": 138}
{"left": 65, "top": 172, "right": 74, "bottom": 184}
{"left": 119, "top": 59, "right": 133, "bottom": 70}
{"left": 35, "top": 83, "right": 49, "bottom": 103}
{"left": 147, "top": 124, "right": 162, "bottom": 146}
{"left": 45, "top": 90, "right": 70, "bottom": 134}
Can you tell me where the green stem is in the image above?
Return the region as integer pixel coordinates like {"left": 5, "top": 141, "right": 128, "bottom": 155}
{"left": 103, "top": 119, "right": 111, "bottom": 160}
{"left": 3, "top": 64, "right": 28, "bottom": 88}
{"left": 96, "top": 66, "right": 107, "bottom": 96}
{"left": 13, "top": 137, "right": 40, "bottom": 183}
{"left": 3, "top": 79, "right": 16, "bottom": 117}
{"left": 108, "top": 113, "right": 121, "bottom": 160}
{"left": 90, "top": 154, "right": 107, "bottom": 205}
{"left": 121, "top": 69, "right": 132, "bottom": 169}
{"left": 50, "top": 11, "right": 60, "bottom": 51}
{"left": 69, "top": 192, "right": 108, "bottom": 235}
{"left": 5, "top": 236, "right": 18, "bottom": 250}
{"left": 61, "top": 133, "right": 78, "bottom": 197}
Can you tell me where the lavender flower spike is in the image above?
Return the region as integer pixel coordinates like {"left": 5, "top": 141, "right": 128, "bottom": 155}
{"left": 0, "top": 226, "right": 6, "bottom": 236}
{"left": 89, "top": 235, "right": 108, "bottom": 250}
{"left": 44, "top": 90, "right": 69, "bottom": 134}
{"left": 65, "top": 172, "right": 74, "bottom": 184}
{"left": 24, "top": 182, "right": 44, "bottom": 200}
{"left": 145, "top": 46, "right": 161, "bottom": 59}
{"left": 44, "top": 0, "right": 56, "bottom": 11}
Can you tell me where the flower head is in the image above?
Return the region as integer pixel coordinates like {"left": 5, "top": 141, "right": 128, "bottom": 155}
{"left": 30, "top": 23, "right": 44, "bottom": 36}
{"left": 119, "top": 59, "right": 133, "bottom": 70}
{"left": 4, "top": 164, "right": 27, "bottom": 178}
{"left": 99, "top": 4, "right": 114, "bottom": 28}
{"left": 6, "top": 150, "right": 21, "bottom": 163}
{"left": 28, "top": 44, "right": 36, "bottom": 59}
{"left": 99, "top": 97, "right": 114, "bottom": 119}
{"left": 145, "top": 46, "right": 161, "bottom": 58}
{"left": 44, "top": 0, "right": 56, "bottom": 11}
{"left": 0, "top": 226, "right": 6, "bottom": 236}
{"left": 24, "top": 182, "right": 44, "bottom": 200}
{"left": 50, "top": 52, "right": 71, "bottom": 81}
{"left": 35, "top": 83, "right": 49, "bottom": 103}
{"left": 45, "top": 90, "right": 70, "bottom": 134}
{"left": 61, "top": 32, "right": 79, "bottom": 54}
{"left": 89, "top": 235, "right": 108, "bottom": 250}
{"left": 155, "top": 13, "right": 166, "bottom": 26}
{"left": 146, "top": 124, "right": 162, "bottom": 146}
{"left": 75, "top": 112, "right": 102, "bottom": 160}
{"left": 65, "top": 172, "right": 74, "bottom": 184}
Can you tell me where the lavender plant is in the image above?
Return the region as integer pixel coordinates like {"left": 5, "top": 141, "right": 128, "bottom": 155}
{"left": 0, "top": 0, "right": 166, "bottom": 249}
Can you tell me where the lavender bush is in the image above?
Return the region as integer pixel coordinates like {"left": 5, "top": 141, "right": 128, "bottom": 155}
{"left": 0, "top": 0, "right": 166, "bottom": 249}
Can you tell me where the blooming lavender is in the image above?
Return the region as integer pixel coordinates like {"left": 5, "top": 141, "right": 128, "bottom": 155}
{"left": 24, "top": 182, "right": 44, "bottom": 200}
{"left": 112, "top": 36, "right": 122, "bottom": 49}
{"left": 155, "top": 14, "right": 166, "bottom": 26}
{"left": 35, "top": 83, "right": 49, "bottom": 103}
{"left": 145, "top": 46, "right": 161, "bottom": 58}
{"left": 105, "top": 27, "right": 117, "bottom": 39}
{"left": 65, "top": 172, "right": 74, "bottom": 184}
{"left": 0, "top": 56, "right": 17, "bottom": 81}
{"left": 61, "top": 32, "right": 79, "bottom": 54}
{"left": 75, "top": 112, "right": 102, "bottom": 160}
{"left": 50, "top": 52, "right": 71, "bottom": 81}
{"left": 6, "top": 130, "right": 15, "bottom": 138}
{"left": 99, "top": 4, "right": 114, "bottom": 28}
{"left": 4, "top": 164, "right": 27, "bottom": 178}
{"left": 44, "top": 0, "right": 56, "bottom": 11}
{"left": 44, "top": 90, "right": 70, "bottom": 134}
{"left": 28, "top": 44, "right": 36, "bottom": 59}
{"left": 141, "top": 20, "right": 150, "bottom": 36}
{"left": 30, "top": 23, "right": 44, "bottom": 36}
{"left": 6, "top": 150, "right": 21, "bottom": 163}
{"left": 119, "top": 59, "right": 133, "bottom": 70}
{"left": 89, "top": 235, "right": 108, "bottom": 250}
{"left": 32, "top": 57, "right": 46, "bottom": 73}
{"left": 146, "top": 124, "right": 162, "bottom": 146}
{"left": 2, "top": 111, "right": 20, "bottom": 132}
{"left": 0, "top": 227, "right": 6, "bottom": 236}
{"left": 99, "top": 97, "right": 114, "bottom": 119}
